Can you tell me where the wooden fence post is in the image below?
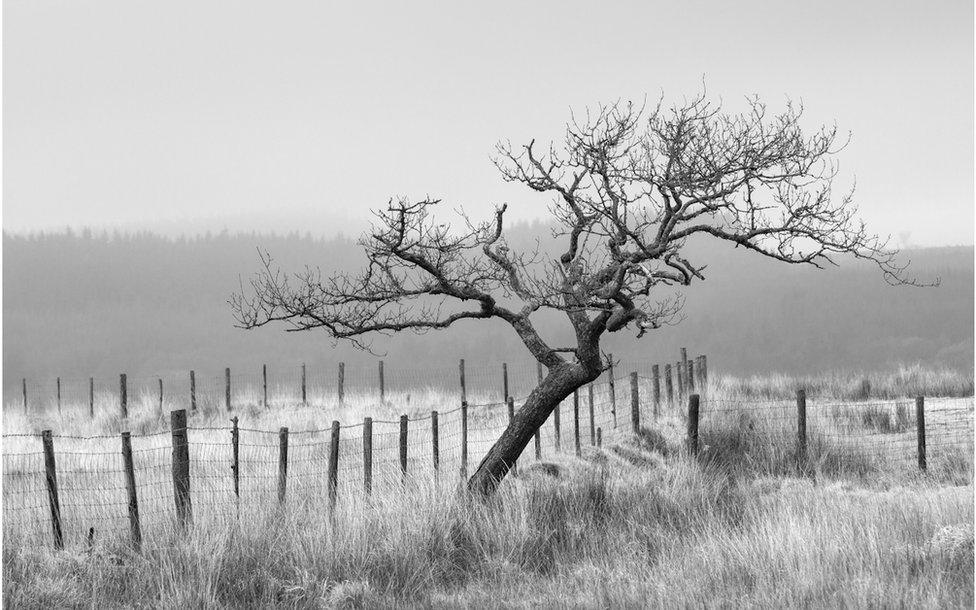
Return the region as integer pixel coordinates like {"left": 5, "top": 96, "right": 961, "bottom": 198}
{"left": 363, "top": 417, "right": 373, "bottom": 496}
{"left": 262, "top": 364, "right": 268, "bottom": 407}
{"left": 459, "top": 359, "right": 467, "bottom": 403}
{"left": 573, "top": 389, "right": 581, "bottom": 457}
{"left": 171, "top": 409, "right": 191, "bottom": 530}
{"left": 89, "top": 377, "right": 95, "bottom": 419}
{"left": 664, "top": 363, "right": 673, "bottom": 406}
{"left": 676, "top": 361, "right": 684, "bottom": 400}
{"left": 431, "top": 410, "right": 440, "bottom": 474}
{"left": 41, "top": 430, "right": 63, "bottom": 550}
{"left": 278, "top": 427, "right": 288, "bottom": 504}
{"left": 158, "top": 378, "right": 164, "bottom": 417}
{"left": 301, "top": 363, "right": 307, "bottom": 407}
{"left": 460, "top": 401, "right": 469, "bottom": 479}
{"left": 225, "top": 368, "right": 231, "bottom": 411}
{"left": 916, "top": 396, "right": 926, "bottom": 471}
{"left": 796, "top": 388, "right": 807, "bottom": 464}
{"left": 502, "top": 363, "right": 509, "bottom": 401}
{"left": 534, "top": 423, "right": 542, "bottom": 461}
{"left": 701, "top": 355, "right": 708, "bottom": 392}
{"left": 56, "top": 377, "right": 61, "bottom": 415}
{"left": 120, "top": 373, "right": 128, "bottom": 419}
{"left": 338, "top": 362, "right": 345, "bottom": 404}
{"left": 231, "top": 417, "right": 240, "bottom": 504}
{"left": 687, "top": 394, "right": 700, "bottom": 455}
{"left": 687, "top": 360, "right": 695, "bottom": 392}
{"left": 597, "top": 427, "right": 603, "bottom": 448}
{"left": 189, "top": 370, "right": 196, "bottom": 412}
{"left": 507, "top": 397, "right": 518, "bottom": 474}
{"left": 121, "top": 431, "right": 141, "bottom": 551}
{"left": 651, "top": 365, "right": 661, "bottom": 419}
{"left": 22, "top": 378, "right": 28, "bottom": 414}
{"left": 399, "top": 414, "right": 408, "bottom": 481}
{"left": 630, "top": 372, "right": 640, "bottom": 433}
{"left": 680, "top": 347, "right": 688, "bottom": 382}
{"left": 588, "top": 384, "right": 596, "bottom": 446}
{"left": 379, "top": 361, "right": 386, "bottom": 403}
{"left": 327, "top": 420, "right": 340, "bottom": 510}
{"left": 554, "top": 396, "right": 561, "bottom": 452}
{"left": 608, "top": 355, "right": 617, "bottom": 424}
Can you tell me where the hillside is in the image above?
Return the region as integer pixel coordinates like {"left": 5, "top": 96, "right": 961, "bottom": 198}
{"left": 2, "top": 227, "right": 972, "bottom": 400}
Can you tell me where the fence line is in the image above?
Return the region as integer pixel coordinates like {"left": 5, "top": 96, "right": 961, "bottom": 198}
{"left": 4, "top": 351, "right": 975, "bottom": 553}
{"left": 8, "top": 355, "right": 709, "bottom": 420}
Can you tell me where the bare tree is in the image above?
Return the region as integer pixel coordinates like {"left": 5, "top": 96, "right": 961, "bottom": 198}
{"left": 232, "top": 92, "right": 915, "bottom": 496}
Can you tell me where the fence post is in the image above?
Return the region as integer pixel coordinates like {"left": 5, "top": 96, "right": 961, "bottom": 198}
{"left": 502, "top": 363, "right": 509, "bottom": 401}
{"left": 916, "top": 396, "right": 926, "bottom": 472}
{"left": 262, "top": 364, "right": 268, "bottom": 407}
{"left": 362, "top": 417, "right": 373, "bottom": 496}
{"left": 687, "top": 360, "right": 695, "bottom": 392}
{"left": 399, "top": 414, "right": 408, "bottom": 481}
{"left": 687, "top": 394, "right": 700, "bottom": 455}
{"left": 41, "top": 430, "right": 63, "bottom": 550}
{"left": 597, "top": 427, "right": 602, "bottom": 448}
{"left": 573, "top": 389, "right": 581, "bottom": 457}
{"left": 534, "top": 424, "right": 542, "bottom": 461}
{"left": 171, "top": 409, "right": 191, "bottom": 530}
{"left": 507, "top": 397, "right": 518, "bottom": 474}
{"left": 700, "top": 355, "right": 708, "bottom": 391}
{"left": 121, "top": 431, "right": 141, "bottom": 551}
{"left": 796, "top": 388, "right": 807, "bottom": 465}
{"left": 189, "top": 370, "right": 196, "bottom": 412}
{"left": 554, "top": 396, "right": 561, "bottom": 452}
{"left": 588, "top": 384, "right": 596, "bottom": 446}
{"left": 56, "top": 377, "right": 61, "bottom": 415}
{"left": 225, "top": 368, "right": 231, "bottom": 411}
{"left": 120, "top": 373, "right": 128, "bottom": 419}
{"left": 22, "top": 378, "right": 27, "bottom": 414}
{"left": 651, "top": 365, "right": 661, "bottom": 419}
{"left": 608, "top": 355, "right": 617, "bottom": 424}
{"left": 664, "top": 363, "right": 673, "bottom": 406}
{"left": 680, "top": 347, "right": 688, "bottom": 382}
{"left": 459, "top": 358, "right": 467, "bottom": 403}
{"left": 327, "top": 420, "right": 340, "bottom": 511}
{"left": 338, "top": 362, "right": 345, "bottom": 404}
{"left": 379, "top": 361, "right": 386, "bottom": 403}
{"left": 89, "top": 377, "right": 95, "bottom": 419}
{"left": 158, "top": 378, "right": 164, "bottom": 417}
{"left": 630, "top": 372, "right": 640, "bottom": 433}
{"left": 460, "top": 401, "right": 469, "bottom": 479}
{"left": 231, "top": 417, "right": 240, "bottom": 505}
{"left": 301, "top": 363, "right": 307, "bottom": 407}
{"left": 431, "top": 410, "right": 440, "bottom": 474}
{"left": 676, "top": 361, "right": 684, "bottom": 400}
{"left": 278, "top": 427, "right": 288, "bottom": 504}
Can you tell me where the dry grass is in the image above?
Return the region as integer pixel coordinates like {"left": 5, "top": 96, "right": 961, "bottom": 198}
{"left": 2, "top": 366, "right": 974, "bottom": 608}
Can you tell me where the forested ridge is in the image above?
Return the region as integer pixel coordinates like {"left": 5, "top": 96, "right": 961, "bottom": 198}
{"left": 3, "top": 225, "right": 971, "bottom": 396}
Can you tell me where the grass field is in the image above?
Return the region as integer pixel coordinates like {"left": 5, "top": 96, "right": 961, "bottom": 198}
{"left": 3, "top": 365, "right": 974, "bottom": 608}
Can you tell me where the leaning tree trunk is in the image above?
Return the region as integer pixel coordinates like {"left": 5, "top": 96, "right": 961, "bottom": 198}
{"left": 467, "top": 363, "right": 599, "bottom": 496}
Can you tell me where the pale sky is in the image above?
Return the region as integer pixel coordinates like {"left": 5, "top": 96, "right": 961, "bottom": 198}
{"left": 3, "top": 0, "right": 973, "bottom": 246}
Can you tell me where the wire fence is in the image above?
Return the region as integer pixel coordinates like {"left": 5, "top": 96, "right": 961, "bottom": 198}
{"left": 7, "top": 357, "right": 698, "bottom": 419}
{"left": 3, "top": 362, "right": 973, "bottom": 553}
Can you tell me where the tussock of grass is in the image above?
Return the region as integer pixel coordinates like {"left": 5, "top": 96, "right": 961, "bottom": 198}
{"left": 5, "top": 422, "right": 973, "bottom": 608}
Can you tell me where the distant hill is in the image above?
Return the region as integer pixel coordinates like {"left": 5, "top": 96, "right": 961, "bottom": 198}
{"left": 3, "top": 227, "right": 972, "bottom": 402}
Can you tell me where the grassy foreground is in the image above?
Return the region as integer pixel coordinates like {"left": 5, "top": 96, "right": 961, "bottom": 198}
{"left": 4, "top": 425, "right": 973, "bottom": 608}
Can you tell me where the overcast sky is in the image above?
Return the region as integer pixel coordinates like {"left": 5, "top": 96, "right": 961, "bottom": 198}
{"left": 3, "top": 0, "right": 973, "bottom": 246}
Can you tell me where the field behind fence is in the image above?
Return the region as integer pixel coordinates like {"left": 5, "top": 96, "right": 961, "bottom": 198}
{"left": 3, "top": 351, "right": 974, "bottom": 553}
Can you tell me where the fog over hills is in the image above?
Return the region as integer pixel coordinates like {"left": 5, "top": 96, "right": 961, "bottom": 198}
{"left": 3, "top": 225, "right": 972, "bottom": 401}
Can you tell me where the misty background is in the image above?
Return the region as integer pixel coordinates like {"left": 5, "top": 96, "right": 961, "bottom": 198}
{"left": 3, "top": 1, "right": 973, "bottom": 403}
{"left": 3, "top": 226, "right": 971, "bottom": 404}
